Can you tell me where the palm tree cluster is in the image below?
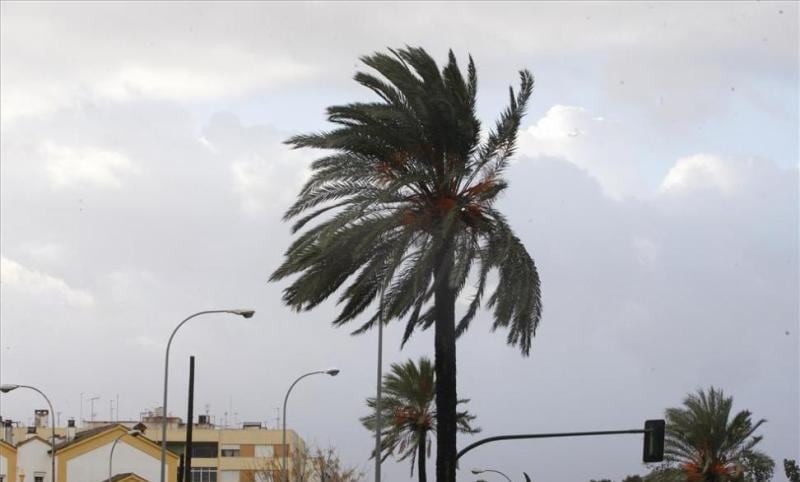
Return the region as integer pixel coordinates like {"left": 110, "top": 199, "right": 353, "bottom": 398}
{"left": 360, "top": 357, "right": 479, "bottom": 482}
{"left": 272, "top": 46, "right": 542, "bottom": 481}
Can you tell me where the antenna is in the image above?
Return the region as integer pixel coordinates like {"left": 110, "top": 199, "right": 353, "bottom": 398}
{"left": 274, "top": 407, "right": 280, "bottom": 428}
{"left": 90, "top": 396, "right": 100, "bottom": 422}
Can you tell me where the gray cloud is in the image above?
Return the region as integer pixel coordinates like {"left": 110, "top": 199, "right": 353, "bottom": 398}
{"left": 1, "top": 3, "right": 797, "bottom": 482}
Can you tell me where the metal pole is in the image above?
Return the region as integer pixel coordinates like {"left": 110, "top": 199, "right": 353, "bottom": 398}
{"left": 110, "top": 430, "right": 141, "bottom": 482}
{"left": 282, "top": 371, "right": 324, "bottom": 482}
{"left": 159, "top": 309, "right": 255, "bottom": 482}
{"left": 374, "top": 282, "right": 385, "bottom": 482}
{"left": 108, "top": 433, "right": 125, "bottom": 482}
{"left": 184, "top": 356, "right": 195, "bottom": 482}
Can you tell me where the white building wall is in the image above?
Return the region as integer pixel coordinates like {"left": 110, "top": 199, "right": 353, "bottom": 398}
{"left": 0, "top": 453, "right": 8, "bottom": 480}
{"left": 66, "top": 442, "right": 159, "bottom": 482}
{"left": 18, "top": 440, "right": 51, "bottom": 482}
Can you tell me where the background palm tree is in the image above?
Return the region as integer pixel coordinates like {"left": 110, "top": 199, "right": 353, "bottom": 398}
{"left": 271, "top": 46, "right": 542, "bottom": 482}
{"left": 360, "top": 357, "right": 480, "bottom": 482}
{"left": 662, "top": 387, "right": 774, "bottom": 482}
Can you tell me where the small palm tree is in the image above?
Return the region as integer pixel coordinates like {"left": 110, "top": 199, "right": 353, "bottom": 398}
{"left": 271, "top": 46, "right": 541, "bottom": 482}
{"left": 663, "top": 387, "right": 774, "bottom": 482}
{"left": 360, "top": 357, "right": 479, "bottom": 482}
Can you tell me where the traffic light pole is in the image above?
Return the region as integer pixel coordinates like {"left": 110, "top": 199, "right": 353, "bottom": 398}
{"left": 456, "top": 420, "right": 665, "bottom": 462}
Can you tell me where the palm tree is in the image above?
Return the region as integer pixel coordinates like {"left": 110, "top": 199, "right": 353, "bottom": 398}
{"left": 663, "top": 387, "right": 774, "bottom": 482}
{"left": 271, "top": 46, "right": 542, "bottom": 482}
{"left": 360, "top": 357, "right": 480, "bottom": 482}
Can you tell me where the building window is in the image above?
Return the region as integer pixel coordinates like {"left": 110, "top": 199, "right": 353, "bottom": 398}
{"left": 35, "top": 473, "right": 46, "bottom": 482}
{"left": 220, "top": 444, "right": 240, "bottom": 457}
{"left": 220, "top": 470, "right": 239, "bottom": 482}
{"left": 255, "top": 444, "right": 274, "bottom": 458}
{"left": 191, "top": 467, "right": 217, "bottom": 482}
{"left": 191, "top": 442, "right": 219, "bottom": 458}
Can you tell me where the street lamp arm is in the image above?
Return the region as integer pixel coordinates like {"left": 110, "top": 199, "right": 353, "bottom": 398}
{"left": 159, "top": 309, "right": 255, "bottom": 482}
{"left": 3, "top": 385, "right": 56, "bottom": 482}
{"left": 110, "top": 430, "right": 141, "bottom": 482}
{"left": 281, "top": 371, "right": 324, "bottom": 482}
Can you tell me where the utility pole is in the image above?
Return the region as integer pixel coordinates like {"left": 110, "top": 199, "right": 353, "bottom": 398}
{"left": 185, "top": 356, "right": 196, "bottom": 482}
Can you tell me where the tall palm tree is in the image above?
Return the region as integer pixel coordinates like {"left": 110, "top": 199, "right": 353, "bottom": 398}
{"left": 663, "top": 387, "right": 774, "bottom": 482}
{"left": 271, "top": 46, "right": 542, "bottom": 482}
{"left": 360, "top": 357, "right": 479, "bottom": 482}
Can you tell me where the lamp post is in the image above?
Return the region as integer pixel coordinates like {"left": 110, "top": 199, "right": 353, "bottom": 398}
{"left": 159, "top": 309, "right": 255, "bottom": 482}
{"left": 109, "top": 429, "right": 142, "bottom": 482}
{"left": 0, "top": 384, "right": 56, "bottom": 482}
{"left": 282, "top": 368, "right": 340, "bottom": 482}
{"left": 374, "top": 280, "right": 386, "bottom": 482}
{"left": 472, "top": 468, "right": 512, "bottom": 482}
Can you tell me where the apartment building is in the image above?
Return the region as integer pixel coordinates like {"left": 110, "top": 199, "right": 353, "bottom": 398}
{"left": 1, "top": 410, "right": 306, "bottom": 482}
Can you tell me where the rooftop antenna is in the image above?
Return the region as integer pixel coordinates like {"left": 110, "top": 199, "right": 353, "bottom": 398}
{"left": 274, "top": 407, "right": 280, "bottom": 428}
{"left": 90, "top": 396, "right": 100, "bottom": 422}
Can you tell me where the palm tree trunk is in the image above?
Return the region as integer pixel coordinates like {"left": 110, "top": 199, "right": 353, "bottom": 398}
{"left": 434, "top": 245, "right": 457, "bottom": 482}
{"left": 418, "top": 432, "right": 427, "bottom": 482}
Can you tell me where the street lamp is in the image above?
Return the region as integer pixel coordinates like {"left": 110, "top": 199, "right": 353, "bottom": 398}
{"left": 159, "top": 309, "right": 256, "bottom": 482}
{"left": 0, "top": 384, "right": 56, "bottom": 482}
{"left": 109, "top": 428, "right": 142, "bottom": 482}
{"left": 472, "top": 468, "right": 513, "bottom": 482}
{"left": 282, "top": 368, "right": 340, "bottom": 482}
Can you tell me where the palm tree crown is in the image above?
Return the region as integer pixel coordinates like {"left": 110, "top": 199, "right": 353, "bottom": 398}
{"left": 664, "top": 387, "right": 773, "bottom": 482}
{"left": 271, "top": 46, "right": 542, "bottom": 482}
{"left": 271, "top": 45, "right": 541, "bottom": 351}
{"left": 360, "top": 357, "right": 479, "bottom": 482}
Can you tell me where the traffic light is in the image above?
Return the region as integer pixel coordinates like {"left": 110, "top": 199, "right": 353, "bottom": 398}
{"left": 643, "top": 419, "right": 665, "bottom": 462}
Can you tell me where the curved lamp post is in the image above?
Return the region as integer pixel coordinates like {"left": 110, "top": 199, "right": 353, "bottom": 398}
{"left": 472, "top": 468, "right": 513, "bottom": 482}
{"left": 0, "top": 384, "right": 56, "bottom": 482}
{"left": 109, "top": 428, "right": 142, "bottom": 482}
{"left": 282, "top": 368, "right": 340, "bottom": 482}
{"left": 159, "top": 309, "right": 255, "bottom": 482}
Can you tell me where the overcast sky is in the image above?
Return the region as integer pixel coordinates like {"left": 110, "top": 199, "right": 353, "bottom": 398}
{"left": 1, "top": 2, "right": 798, "bottom": 481}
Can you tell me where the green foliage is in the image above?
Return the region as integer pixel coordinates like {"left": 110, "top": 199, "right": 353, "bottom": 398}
{"left": 360, "top": 357, "right": 479, "bottom": 478}
{"left": 622, "top": 475, "right": 644, "bottom": 482}
{"left": 643, "top": 466, "right": 685, "bottom": 482}
{"left": 785, "top": 459, "right": 800, "bottom": 482}
{"left": 739, "top": 450, "right": 774, "bottom": 482}
{"left": 271, "top": 46, "right": 542, "bottom": 354}
{"left": 657, "top": 387, "right": 774, "bottom": 482}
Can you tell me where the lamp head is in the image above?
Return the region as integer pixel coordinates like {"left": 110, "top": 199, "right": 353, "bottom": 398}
{"left": 471, "top": 469, "right": 484, "bottom": 475}
{"left": 126, "top": 429, "right": 143, "bottom": 436}
{"left": 0, "top": 384, "right": 20, "bottom": 393}
{"left": 324, "top": 368, "right": 340, "bottom": 376}
{"left": 231, "top": 309, "right": 255, "bottom": 319}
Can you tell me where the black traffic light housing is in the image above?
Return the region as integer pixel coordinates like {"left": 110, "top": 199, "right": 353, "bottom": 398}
{"left": 643, "top": 419, "right": 665, "bottom": 462}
